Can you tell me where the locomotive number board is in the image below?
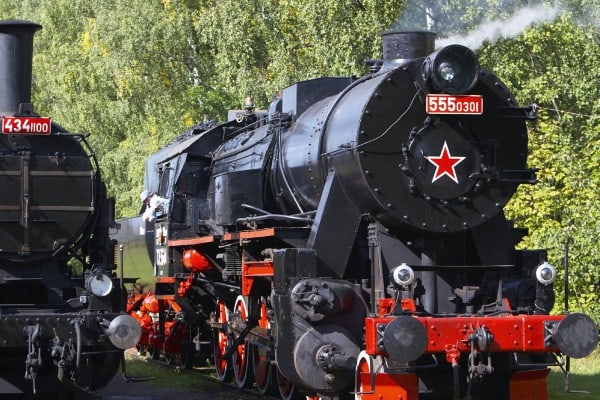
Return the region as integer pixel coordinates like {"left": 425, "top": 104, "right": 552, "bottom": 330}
{"left": 2, "top": 116, "right": 52, "bottom": 135}
{"left": 426, "top": 94, "right": 483, "bottom": 115}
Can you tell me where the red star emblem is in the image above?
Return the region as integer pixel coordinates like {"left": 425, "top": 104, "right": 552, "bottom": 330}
{"left": 425, "top": 141, "right": 466, "bottom": 184}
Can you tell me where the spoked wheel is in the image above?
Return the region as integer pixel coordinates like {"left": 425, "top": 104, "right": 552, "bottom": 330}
{"left": 212, "top": 299, "right": 232, "bottom": 382}
{"left": 354, "top": 350, "right": 382, "bottom": 400}
{"left": 276, "top": 368, "right": 304, "bottom": 400}
{"left": 149, "top": 346, "right": 160, "bottom": 360}
{"left": 253, "top": 298, "right": 272, "bottom": 394}
{"left": 232, "top": 295, "right": 254, "bottom": 388}
{"left": 178, "top": 342, "right": 194, "bottom": 370}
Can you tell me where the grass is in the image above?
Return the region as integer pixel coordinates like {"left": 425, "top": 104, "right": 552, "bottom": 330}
{"left": 122, "top": 348, "right": 600, "bottom": 399}
{"left": 547, "top": 347, "right": 600, "bottom": 399}
{"left": 120, "top": 352, "right": 248, "bottom": 400}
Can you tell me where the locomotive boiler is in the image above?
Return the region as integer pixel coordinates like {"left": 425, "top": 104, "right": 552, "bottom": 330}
{"left": 0, "top": 20, "right": 140, "bottom": 397}
{"left": 119, "top": 31, "right": 598, "bottom": 399}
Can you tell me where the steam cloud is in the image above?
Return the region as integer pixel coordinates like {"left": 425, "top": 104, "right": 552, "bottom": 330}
{"left": 436, "top": 5, "right": 562, "bottom": 49}
{"left": 391, "top": 1, "right": 569, "bottom": 50}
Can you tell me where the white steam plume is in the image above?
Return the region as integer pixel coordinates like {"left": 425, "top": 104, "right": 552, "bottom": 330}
{"left": 436, "top": 5, "right": 562, "bottom": 49}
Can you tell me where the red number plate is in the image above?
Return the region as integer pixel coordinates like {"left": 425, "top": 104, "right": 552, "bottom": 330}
{"left": 2, "top": 116, "right": 52, "bottom": 135}
{"left": 426, "top": 94, "right": 483, "bottom": 115}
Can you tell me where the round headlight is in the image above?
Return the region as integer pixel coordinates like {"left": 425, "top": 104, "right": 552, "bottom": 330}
{"left": 391, "top": 263, "right": 415, "bottom": 287}
{"left": 423, "top": 45, "right": 480, "bottom": 94}
{"left": 88, "top": 273, "right": 113, "bottom": 297}
{"left": 106, "top": 315, "right": 142, "bottom": 349}
{"left": 437, "top": 62, "right": 455, "bottom": 81}
{"left": 535, "top": 261, "right": 557, "bottom": 285}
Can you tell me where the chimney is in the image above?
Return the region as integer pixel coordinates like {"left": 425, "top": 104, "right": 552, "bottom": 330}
{"left": 0, "top": 20, "right": 42, "bottom": 116}
{"left": 381, "top": 31, "right": 435, "bottom": 69}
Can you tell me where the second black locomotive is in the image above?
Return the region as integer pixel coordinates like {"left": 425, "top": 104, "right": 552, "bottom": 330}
{"left": 0, "top": 20, "right": 140, "bottom": 397}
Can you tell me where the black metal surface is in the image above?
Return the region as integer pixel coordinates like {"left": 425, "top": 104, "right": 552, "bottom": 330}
{"left": 119, "top": 28, "right": 599, "bottom": 400}
{"left": 273, "top": 58, "right": 528, "bottom": 234}
{"left": 0, "top": 20, "right": 41, "bottom": 116}
{"left": 293, "top": 324, "right": 359, "bottom": 393}
{"left": 0, "top": 135, "right": 95, "bottom": 260}
{"left": 0, "top": 20, "right": 125, "bottom": 396}
{"left": 281, "top": 77, "right": 354, "bottom": 119}
{"left": 111, "top": 216, "right": 154, "bottom": 288}
{"left": 553, "top": 313, "right": 599, "bottom": 359}
{"left": 306, "top": 171, "right": 361, "bottom": 277}
{"left": 382, "top": 316, "right": 428, "bottom": 362}
{"left": 381, "top": 31, "right": 435, "bottom": 67}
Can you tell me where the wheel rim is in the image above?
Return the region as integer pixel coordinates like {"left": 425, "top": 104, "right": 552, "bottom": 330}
{"left": 253, "top": 299, "right": 271, "bottom": 394}
{"left": 212, "top": 299, "right": 231, "bottom": 382}
{"left": 276, "top": 368, "right": 298, "bottom": 400}
{"left": 232, "top": 295, "right": 253, "bottom": 388}
{"left": 355, "top": 350, "right": 381, "bottom": 400}
{"left": 149, "top": 346, "right": 160, "bottom": 360}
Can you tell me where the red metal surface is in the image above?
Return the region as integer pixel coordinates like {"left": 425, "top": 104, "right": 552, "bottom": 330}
{"left": 182, "top": 249, "right": 211, "bottom": 272}
{"left": 177, "top": 275, "right": 193, "bottom": 297}
{"left": 232, "top": 296, "right": 250, "bottom": 385}
{"left": 128, "top": 293, "right": 187, "bottom": 358}
{"left": 214, "top": 299, "right": 230, "bottom": 378}
{"left": 224, "top": 228, "right": 277, "bottom": 241}
{"left": 241, "top": 260, "right": 274, "bottom": 296}
{"left": 357, "top": 370, "right": 418, "bottom": 400}
{"left": 168, "top": 235, "right": 215, "bottom": 246}
{"left": 154, "top": 277, "right": 175, "bottom": 284}
{"left": 2, "top": 116, "right": 52, "bottom": 134}
{"left": 509, "top": 369, "right": 550, "bottom": 399}
{"left": 365, "top": 314, "right": 564, "bottom": 356}
{"left": 445, "top": 344, "right": 460, "bottom": 366}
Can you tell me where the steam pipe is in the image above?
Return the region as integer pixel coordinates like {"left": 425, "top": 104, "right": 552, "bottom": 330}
{"left": 563, "top": 241, "right": 571, "bottom": 391}
{"left": 73, "top": 319, "right": 82, "bottom": 368}
{"left": 120, "top": 245, "right": 125, "bottom": 312}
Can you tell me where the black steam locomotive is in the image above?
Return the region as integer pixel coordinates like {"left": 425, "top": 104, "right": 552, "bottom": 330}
{"left": 0, "top": 21, "right": 140, "bottom": 397}
{"left": 117, "top": 31, "right": 598, "bottom": 399}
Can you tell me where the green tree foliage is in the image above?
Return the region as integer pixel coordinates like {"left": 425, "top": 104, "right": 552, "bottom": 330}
{"left": 194, "top": 0, "right": 405, "bottom": 108}
{"left": 478, "top": 10, "right": 600, "bottom": 320}
{"left": 1, "top": 0, "right": 225, "bottom": 215}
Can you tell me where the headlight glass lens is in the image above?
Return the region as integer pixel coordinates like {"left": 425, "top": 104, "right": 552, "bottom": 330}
{"left": 88, "top": 273, "right": 113, "bottom": 297}
{"left": 423, "top": 45, "right": 480, "bottom": 94}
{"left": 437, "top": 62, "right": 455, "bottom": 81}
{"left": 535, "top": 261, "right": 557, "bottom": 285}
{"left": 107, "top": 315, "right": 142, "bottom": 349}
{"left": 391, "top": 263, "right": 415, "bottom": 287}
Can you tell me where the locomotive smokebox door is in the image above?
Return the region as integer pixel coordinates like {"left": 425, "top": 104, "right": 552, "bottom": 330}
{"left": 406, "top": 121, "right": 480, "bottom": 200}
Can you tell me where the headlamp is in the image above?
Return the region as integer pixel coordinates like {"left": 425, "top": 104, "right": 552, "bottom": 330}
{"left": 87, "top": 272, "right": 113, "bottom": 297}
{"left": 422, "top": 45, "right": 480, "bottom": 94}
{"left": 535, "top": 261, "right": 557, "bottom": 285}
{"left": 106, "top": 315, "right": 142, "bottom": 349}
{"left": 390, "top": 263, "right": 415, "bottom": 287}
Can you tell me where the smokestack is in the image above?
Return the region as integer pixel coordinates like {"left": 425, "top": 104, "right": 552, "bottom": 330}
{"left": 0, "top": 20, "right": 42, "bottom": 116}
{"left": 381, "top": 31, "right": 435, "bottom": 68}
